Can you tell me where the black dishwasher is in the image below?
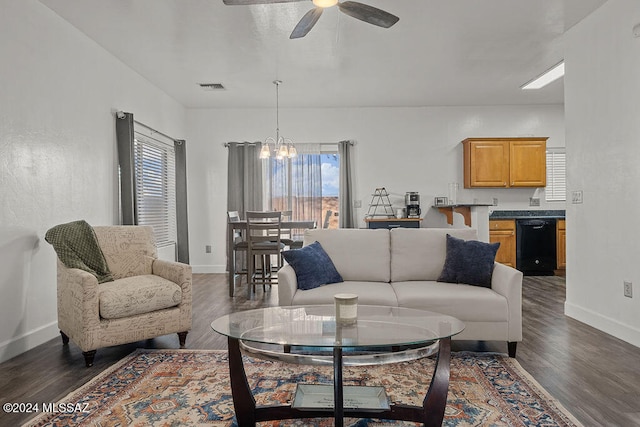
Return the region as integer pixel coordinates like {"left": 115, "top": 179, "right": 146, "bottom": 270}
{"left": 516, "top": 219, "right": 556, "bottom": 275}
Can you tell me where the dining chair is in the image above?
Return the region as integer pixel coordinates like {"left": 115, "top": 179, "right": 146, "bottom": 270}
{"left": 323, "top": 210, "right": 333, "bottom": 229}
{"left": 279, "top": 210, "right": 304, "bottom": 249}
{"left": 245, "top": 211, "right": 285, "bottom": 292}
{"left": 227, "top": 211, "right": 248, "bottom": 288}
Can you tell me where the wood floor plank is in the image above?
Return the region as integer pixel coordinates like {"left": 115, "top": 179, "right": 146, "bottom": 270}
{"left": 1, "top": 274, "right": 639, "bottom": 426}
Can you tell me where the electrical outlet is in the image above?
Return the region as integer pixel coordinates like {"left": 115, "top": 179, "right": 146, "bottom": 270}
{"left": 571, "top": 190, "right": 583, "bottom": 204}
{"left": 529, "top": 197, "right": 540, "bottom": 207}
{"left": 492, "top": 198, "right": 498, "bottom": 206}
{"left": 624, "top": 281, "right": 633, "bottom": 298}
{"left": 354, "top": 200, "right": 362, "bottom": 208}
{"left": 205, "top": 245, "right": 211, "bottom": 254}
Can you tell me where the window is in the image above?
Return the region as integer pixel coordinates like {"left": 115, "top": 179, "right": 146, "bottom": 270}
{"left": 265, "top": 144, "right": 339, "bottom": 229}
{"left": 546, "top": 149, "right": 566, "bottom": 202}
{"left": 116, "top": 112, "right": 189, "bottom": 263}
{"left": 133, "top": 132, "right": 177, "bottom": 248}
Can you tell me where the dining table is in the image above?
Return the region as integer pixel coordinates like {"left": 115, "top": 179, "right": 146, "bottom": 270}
{"left": 227, "top": 218, "right": 317, "bottom": 297}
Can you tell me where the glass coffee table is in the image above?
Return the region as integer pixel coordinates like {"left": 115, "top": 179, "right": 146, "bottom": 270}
{"left": 211, "top": 305, "right": 464, "bottom": 427}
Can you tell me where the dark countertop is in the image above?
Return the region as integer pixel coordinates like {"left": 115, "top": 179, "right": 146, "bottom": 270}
{"left": 489, "top": 210, "right": 565, "bottom": 219}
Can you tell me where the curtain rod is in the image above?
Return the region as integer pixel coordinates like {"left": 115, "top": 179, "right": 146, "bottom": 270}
{"left": 222, "top": 141, "right": 355, "bottom": 147}
{"left": 223, "top": 142, "right": 261, "bottom": 147}
{"left": 134, "top": 120, "right": 177, "bottom": 142}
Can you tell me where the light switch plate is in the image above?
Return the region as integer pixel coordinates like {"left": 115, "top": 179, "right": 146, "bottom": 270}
{"left": 529, "top": 197, "right": 540, "bottom": 207}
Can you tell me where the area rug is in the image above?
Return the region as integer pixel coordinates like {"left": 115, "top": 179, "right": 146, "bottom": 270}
{"left": 24, "top": 349, "right": 582, "bottom": 427}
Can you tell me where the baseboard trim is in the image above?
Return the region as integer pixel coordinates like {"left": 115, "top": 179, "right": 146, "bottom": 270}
{"left": 191, "top": 265, "right": 226, "bottom": 274}
{"left": 565, "top": 301, "right": 640, "bottom": 348}
{"left": 0, "top": 321, "right": 59, "bottom": 364}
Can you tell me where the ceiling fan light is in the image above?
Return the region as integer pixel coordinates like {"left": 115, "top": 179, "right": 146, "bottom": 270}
{"left": 313, "top": 0, "right": 338, "bottom": 8}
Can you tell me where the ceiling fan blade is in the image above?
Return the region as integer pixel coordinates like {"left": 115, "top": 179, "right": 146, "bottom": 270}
{"left": 290, "top": 7, "right": 323, "bottom": 39}
{"left": 337, "top": 1, "right": 399, "bottom": 28}
{"left": 223, "top": 0, "right": 305, "bottom": 5}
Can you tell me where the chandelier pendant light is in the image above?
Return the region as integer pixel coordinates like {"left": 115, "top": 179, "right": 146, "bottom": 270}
{"left": 260, "top": 80, "right": 297, "bottom": 159}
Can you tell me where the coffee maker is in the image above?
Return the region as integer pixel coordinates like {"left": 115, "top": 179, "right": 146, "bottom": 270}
{"left": 405, "top": 192, "right": 421, "bottom": 218}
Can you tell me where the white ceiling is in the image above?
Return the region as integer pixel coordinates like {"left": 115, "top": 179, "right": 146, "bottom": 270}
{"left": 40, "top": 0, "right": 607, "bottom": 108}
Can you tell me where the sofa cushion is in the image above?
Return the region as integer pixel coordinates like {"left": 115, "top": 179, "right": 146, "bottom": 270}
{"left": 99, "top": 275, "right": 182, "bottom": 319}
{"left": 304, "top": 229, "right": 391, "bottom": 282}
{"left": 390, "top": 228, "right": 478, "bottom": 282}
{"left": 291, "top": 281, "right": 399, "bottom": 306}
{"left": 438, "top": 234, "right": 499, "bottom": 288}
{"left": 391, "top": 281, "right": 508, "bottom": 322}
{"left": 282, "top": 241, "right": 343, "bottom": 290}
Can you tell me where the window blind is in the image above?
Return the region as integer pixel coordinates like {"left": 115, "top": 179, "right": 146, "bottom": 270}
{"left": 133, "top": 132, "right": 177, "bottom": 248}
{"left": 546, "top": 149, "right": 566, "bottom": 202}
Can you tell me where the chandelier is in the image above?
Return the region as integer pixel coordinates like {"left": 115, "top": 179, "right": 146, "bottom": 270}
{"left": 259, "top": 80, "right": 297, "bottom": 159}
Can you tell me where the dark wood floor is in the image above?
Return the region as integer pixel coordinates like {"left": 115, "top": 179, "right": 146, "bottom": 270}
{"left": 1, "top": 274, "right": 639, "bottom": 426}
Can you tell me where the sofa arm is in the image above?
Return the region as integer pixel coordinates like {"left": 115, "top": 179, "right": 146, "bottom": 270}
{"left": 152, "top": 259, "right": 192, "bottom": 331}
{"left": 153, "top": 259, "right": 192, "bottom": 293}
{"left": 56, "top": 261, "right": 101, "bottom": 348}
{"left": 491, "top": 262, "right": 523, "bottom": 342}
{"left": 277, "top": 264, "right": 298, "bottom": 306}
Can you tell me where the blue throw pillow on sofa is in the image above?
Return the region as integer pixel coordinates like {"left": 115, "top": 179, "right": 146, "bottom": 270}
{"left": 282, "top": 241, "right": 343, "bottom": 290}
{"left": 438, "top": 234, "right": 500, "bottom": 288}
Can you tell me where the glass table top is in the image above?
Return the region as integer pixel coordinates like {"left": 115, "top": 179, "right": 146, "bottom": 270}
{"left": 211, "top": 305, "right": 465, "bottom": 349}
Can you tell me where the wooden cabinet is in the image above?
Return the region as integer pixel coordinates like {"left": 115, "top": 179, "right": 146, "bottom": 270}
{"left": 463, "top": 138, "right": 547, "bottom": 188}
{"left": 489, "top": 219, "right": 516, "bottom": 268}
{"left": 463, "top": 140, "right": 510, "bottom": 187}
{"left": 556, "top": 219, "right": 566, "bottom": 269}
{"left": 509, "top": 140, "right": 547, "bottom": 187}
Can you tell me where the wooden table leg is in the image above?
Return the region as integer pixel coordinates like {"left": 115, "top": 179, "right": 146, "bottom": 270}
{"left": 380, "top": 338, "right": 451, "bottom": 425}
{"left": 333, "top": 347, "right": 344, "bottom": 427}
{"left": 227, "top": 223, "right": 235, "bottom": 297}
{"left": 423, "top": 337, "right": 451, "bottom": 427}
{"left": 227, "top": 337, "right": 256, "bottom": 426}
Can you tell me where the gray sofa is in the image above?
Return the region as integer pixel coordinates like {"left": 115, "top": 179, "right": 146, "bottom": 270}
{"left": 277, "top": 227, "right": 523, "bottom": 357}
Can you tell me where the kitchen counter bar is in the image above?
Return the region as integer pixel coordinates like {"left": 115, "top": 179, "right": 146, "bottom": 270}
{"left": 489, "top": 210, "right": 565, "bottom": 219}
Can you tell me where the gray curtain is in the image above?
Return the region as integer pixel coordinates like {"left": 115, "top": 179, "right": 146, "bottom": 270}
{"left": 226, "top": 142, "right": 263, "bottom": 274}
{"left": 338, "top": 140, "right": 355, "bottom": 228}
{"left": 227, "top": 142, "right": 263, "bottom": 216}
{"left": 268, "top": 143, "right": 323, "bottom": 226}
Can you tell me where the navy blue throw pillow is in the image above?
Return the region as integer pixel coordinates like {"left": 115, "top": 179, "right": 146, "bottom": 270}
{"left": 437, "top": 234, "right": 500, "bottom": 288}
{"left": 282, "top": 241, "right": 344, "bottom": 290}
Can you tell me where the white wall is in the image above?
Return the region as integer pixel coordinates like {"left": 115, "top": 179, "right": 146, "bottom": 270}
{"left": 564, "top": 0, "right": 640, "bottom": 347}
{"left": 0, "top": 0, "right": 187, "bottom": 363}
{"left": 187, "top": 105, "right": 565, "bottom": 273}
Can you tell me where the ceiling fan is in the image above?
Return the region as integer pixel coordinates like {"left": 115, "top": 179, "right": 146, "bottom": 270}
{"left": 222, "top": 0, "right": 399, "bottom": 39}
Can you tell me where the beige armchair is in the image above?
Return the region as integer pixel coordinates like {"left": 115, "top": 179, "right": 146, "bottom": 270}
{"left": 56, "top": 226, "right": 192, "bottom": 367}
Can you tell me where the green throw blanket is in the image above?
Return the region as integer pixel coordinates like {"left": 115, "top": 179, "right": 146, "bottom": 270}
{"left": 45, "top": 220, "right": 113, "bottom": 283}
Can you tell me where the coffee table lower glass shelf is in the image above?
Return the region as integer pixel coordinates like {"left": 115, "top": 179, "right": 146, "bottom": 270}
{"left": 293, "top": 384, "right": 389, "bottom": 411}
{"left": 210, "top": 305, "right": 464, "bottom": 427}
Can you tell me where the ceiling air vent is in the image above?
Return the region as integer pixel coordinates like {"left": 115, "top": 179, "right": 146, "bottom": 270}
{"left": 198, "top": 83, "right": 226, "bottom": 91}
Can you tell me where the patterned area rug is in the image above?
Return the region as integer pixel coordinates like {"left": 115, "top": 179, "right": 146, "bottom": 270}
{"left": 24, "top": 349, "right": 582, "bottom": 427}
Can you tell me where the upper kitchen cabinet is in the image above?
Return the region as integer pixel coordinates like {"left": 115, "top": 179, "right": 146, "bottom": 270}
{"left": 463, "top": 138, "right": 547, "bottom": 188}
